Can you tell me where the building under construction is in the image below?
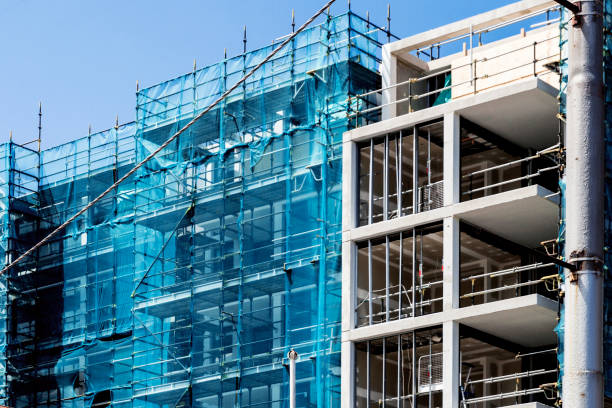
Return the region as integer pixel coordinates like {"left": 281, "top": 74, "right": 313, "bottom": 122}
{"left": 1, "top": 0, "right": 612, "bottom": 407}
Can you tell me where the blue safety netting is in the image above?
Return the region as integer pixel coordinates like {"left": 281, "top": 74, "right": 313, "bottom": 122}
{"left": 556, "top": 7, "right": 569, "bottom": 397}
{"left": 0, "top": 11, "right": 383, "bottom": 408}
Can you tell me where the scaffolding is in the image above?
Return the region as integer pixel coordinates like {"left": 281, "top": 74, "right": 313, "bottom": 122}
{"left": 0, "top": 9, "right": 385, "bottom": 408}
{"left": 5, "top": 0, "right": 612, "bottom": 405}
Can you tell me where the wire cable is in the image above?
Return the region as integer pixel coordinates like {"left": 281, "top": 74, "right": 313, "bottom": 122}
{"left": 0, "top": 0, "right": 337, "bottom": 276}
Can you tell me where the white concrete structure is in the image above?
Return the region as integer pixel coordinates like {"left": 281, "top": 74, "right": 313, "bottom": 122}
{"left": 341, "top": 1, "right": 565, "bottom": 407}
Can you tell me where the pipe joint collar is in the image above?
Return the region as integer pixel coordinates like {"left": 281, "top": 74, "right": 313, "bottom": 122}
{"left": 567, "top": 256, "right": 604, "bottom": 282}
{"left": 570, "top": 1, "right": 603, "bottom": 26}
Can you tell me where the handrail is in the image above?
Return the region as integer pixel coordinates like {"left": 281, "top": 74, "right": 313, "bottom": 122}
{"left": 461, "top": 262, "right": 555, "bottom": 282}
{"left": 461, "top": 143, "right": 560, "bottom": 179}
{"left": 348, "top": 29, "right": 561, "bottom": 123}
{"left": 466, "top": 368, "right": 557, "bottom": 386}
{"left": 464, "top": 387, "right": 546, "bottom": 405}
{"left": 462, "top": 164, "right": 560, "bottom": 196}
{"left": 415, "top": 5, "right": 561, "bottom": 55}
{"left": 460, "top": 278, "right": 550, "bottom": 299}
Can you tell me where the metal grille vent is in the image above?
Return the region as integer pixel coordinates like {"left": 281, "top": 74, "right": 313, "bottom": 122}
{"left": 418, "top": 352, "right": 443, "bottom": 393}
{"left": 419, "top": 181, "right": 444, "bottom": 212}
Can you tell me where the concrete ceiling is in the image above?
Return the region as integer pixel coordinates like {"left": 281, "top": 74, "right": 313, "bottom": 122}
{"left": 459, "top": 297, "right": 558, "bottom": 347}
{"left": 460, "top": 191, "right": 559, "bottom": 248}
{"left": 458, "top": 85, "right": 559, "bottom": 150}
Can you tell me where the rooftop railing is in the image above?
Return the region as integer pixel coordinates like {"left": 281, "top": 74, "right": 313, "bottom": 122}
{"left": 347, "top": 5, "right": 562, "bottom": 127}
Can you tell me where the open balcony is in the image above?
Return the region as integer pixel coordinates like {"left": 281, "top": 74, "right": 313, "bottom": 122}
{"left": 353, "top": 323, "right": 557, "bottom": 408}
{"left": 347, "top": 2, "right": 561, "bottom": 127}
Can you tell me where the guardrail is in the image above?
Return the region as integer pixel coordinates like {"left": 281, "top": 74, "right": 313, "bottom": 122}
{"left": 346, "top": 5, "right": 562, "bottom": 127}
{"left": 461, "top": 261, "right": 559, "bottom": 302}
{"left": 462, "top": 143, "right": 561, "bottom": 198}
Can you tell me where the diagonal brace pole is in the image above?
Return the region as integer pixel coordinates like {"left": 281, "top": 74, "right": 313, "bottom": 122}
{"left": 131, "top": 201, "right": 194, "bottom": 298}
{"left": 0, "top": 0, "right": 338, "bottom": 277}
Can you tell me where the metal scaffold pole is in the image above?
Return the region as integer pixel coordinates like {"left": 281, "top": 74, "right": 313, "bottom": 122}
{"left": 563, "top": 0, "right": 605, "bottom": 406}
{"left": 0, "top": 0, "right": 338, "bottom": 277}
{"left": 288, "top": 349, "right": 299, "bottom": 408}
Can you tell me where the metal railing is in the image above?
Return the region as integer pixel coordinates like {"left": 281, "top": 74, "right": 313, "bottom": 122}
{"left": 368, "top": 181, "right": 444, "bottom": 223}
{"left": 419, "top": 180, "right": 444, "bottom": 212}
{"left": 418, "top": 352, "right": 444, "bottom": 393}
{"left": 347, "top": 5, "right": 562, "bottom": 127}
{"left": 462, "top": 143, "right": 561, "bottom": 198}
{"left": 460, "top": 261, "right": 560, "bottom": 302}
{"left": 355, "top": 280, "right": 444, "bottom": 324}
{"left": 462, "top": 348, "right": 558, "bottom": 406}
{"left": 415, "top": 5, "right": 560, "bottom": 60}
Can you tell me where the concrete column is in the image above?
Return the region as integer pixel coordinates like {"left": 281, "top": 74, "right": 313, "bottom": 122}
{"left": 341, "top": 240, "right": 356, "bottom": 332}
{"left": 382, "top": 44, "right": 398, "bottom": 120}
{"left": 443, "top": 216, "right": 460, "bottom": 312}
{"left": 341, "top": 139, "right": 357, "bottom": 333}
{"left": 341, "top": 340, "right": 355, "bottom": 408}
{"left": 341, "top": 137, "right": 358, "bottom": 408}
{"left": 442, "top": 320, "right": 460, "bottom": 408}
{"left": 341, "top": 238, "right": 356, "bottom": 407}
{"left": 342, "top": 140, "right": 359, "bottom": 232}
{"left": 443, "top": 112, "right": 460, "bottom": 206}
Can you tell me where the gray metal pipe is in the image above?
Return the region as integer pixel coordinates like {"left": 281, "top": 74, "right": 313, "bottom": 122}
{"left": 288, "top": 349, "right": 298, "bottom": 408}
{"left": 564, "top": 1, "right": 605, "bottom": 406}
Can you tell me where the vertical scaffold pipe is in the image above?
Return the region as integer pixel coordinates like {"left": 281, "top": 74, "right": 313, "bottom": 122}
{"left": 288, "top": 349, "right": 299, "bottom": 408}
{"left": 564, "top": 1, "right": 605, "bottom": 407}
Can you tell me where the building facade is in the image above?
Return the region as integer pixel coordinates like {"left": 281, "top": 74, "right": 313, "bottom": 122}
{"left": 3, "top": 1, "right": 612, "bottom": 407}
{"left": 341, "top": 0, "right": 612, "bottom": 407}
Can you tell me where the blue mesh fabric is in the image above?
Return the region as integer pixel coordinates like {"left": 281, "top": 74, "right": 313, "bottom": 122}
{"left": 0, "top": 12, "right": 383, "bottom": 407}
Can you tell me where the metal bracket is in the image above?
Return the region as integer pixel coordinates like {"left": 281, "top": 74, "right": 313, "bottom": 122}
{"left": 568, "top": 256, "right": 604, "bottom": 264}
{"left": 567, "top": 256, "right": 604, "bottom": 282}
{"left": 554, "top": 1, "right": 603, "bottom": 26}
{"left": 552, "top": 0, "right": 580, "bottom": 14}
{"left": 306, "top": 69, "right": 327, "bottom": 84}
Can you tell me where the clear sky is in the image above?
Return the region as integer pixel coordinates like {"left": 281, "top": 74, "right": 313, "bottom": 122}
{"left": 0, "top": 0, "right": 515, "bottom": 148}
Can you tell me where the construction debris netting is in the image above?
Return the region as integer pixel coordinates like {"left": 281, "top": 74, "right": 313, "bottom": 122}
{"left": 0, "top": 12, "right": 381, "bottom": 407}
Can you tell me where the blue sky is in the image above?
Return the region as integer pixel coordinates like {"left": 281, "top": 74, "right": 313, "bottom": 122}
{"left": 0, "top": 0, "right": 515, "bottom": 148}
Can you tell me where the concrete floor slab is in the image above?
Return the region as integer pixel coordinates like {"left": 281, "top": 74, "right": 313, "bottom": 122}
{"left": 458, "top": 294, "right": 558, "bottom": 348}
{"left": 344, "top": 294, "right": 557, "bottom": 348}
{"left": 345, "top": 77, "right": 558, "bottom": 151}
{"left": 458, "top": 185, "right": 560, "bottom": 248}
{"left": 347, "top": 185, "right": 559, "bottom": 248}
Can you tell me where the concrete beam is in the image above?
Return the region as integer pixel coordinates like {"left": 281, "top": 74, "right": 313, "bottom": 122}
{"left": 387, "top": 0, "right": 557, "bottom": 59}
